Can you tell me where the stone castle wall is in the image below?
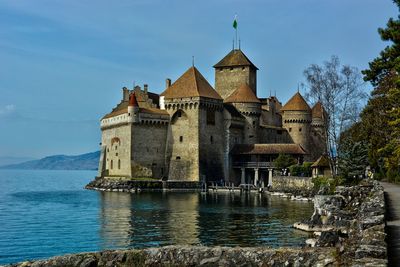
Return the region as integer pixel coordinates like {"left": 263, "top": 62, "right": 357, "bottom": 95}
{"left": 165, "top": 101, "right": 200, "bottom": 181}
{"left": 282, "top": 110, "right": 312, "bottom": 158}
{"left": 131, "top": 123, "right": 168, "bottom": 178}
{"left": 101, "top": 124, "right": 132, "bottom": 177}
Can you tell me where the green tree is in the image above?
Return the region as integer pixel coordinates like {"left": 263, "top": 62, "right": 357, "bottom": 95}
{"left": 362, "top": 0, "right": 400, "bottom": 180}
{"left": 274, "top": 154, "right": 296, "bottom": 169}
{"left": 338, "top": 140, "right": 368, "bottom": 184}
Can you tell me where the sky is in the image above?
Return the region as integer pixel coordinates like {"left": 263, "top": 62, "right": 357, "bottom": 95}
{"left": 0, "top": 0, "right": 398, "bottom": 158}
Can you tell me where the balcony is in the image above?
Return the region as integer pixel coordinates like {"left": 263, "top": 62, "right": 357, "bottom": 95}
{"left": 233, "top": 161, "right": 274, "bottom": 169}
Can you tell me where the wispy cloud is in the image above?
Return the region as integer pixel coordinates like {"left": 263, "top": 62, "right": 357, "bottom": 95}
{"left": 0, "top": 105, "right": 16, "bottom": 116}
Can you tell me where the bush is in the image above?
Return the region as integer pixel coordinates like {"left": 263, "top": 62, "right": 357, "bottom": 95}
{"left": 288, "top": 162, "right": 313, "bottom": 177}
{"left": 312, "top": 176, "right": 343, "bottom": 194}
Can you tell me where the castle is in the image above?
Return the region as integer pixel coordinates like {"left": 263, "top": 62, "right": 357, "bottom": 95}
{"left": 98, "top": 49, "right": 327, "bottom": 186}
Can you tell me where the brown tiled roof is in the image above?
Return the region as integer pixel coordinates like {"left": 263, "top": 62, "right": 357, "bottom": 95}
{"left": 224, "top": 84, "right": 260, "bottom": 103}
{"left": 231, "top": 144, "right": 306, "bottom": 155}
{"left": 311, "top": 155, "right": 330, "bottom": 168}
{"left": 213, "top": 49, "right": 258, "bottom": 70}
{"left": 312, "top": 101, "right": 325, "bottom": 118}
{"left": 281, "top": 92, "right": 311, "bottom": 112}
{"left": 102, "top": 101, "right": 128, "bottom": 119}
{"left": 160, "top": 66, "right": 222, "bottom": 100}
{"left": 140, "top": 107, "right": 169, "bottom": 115}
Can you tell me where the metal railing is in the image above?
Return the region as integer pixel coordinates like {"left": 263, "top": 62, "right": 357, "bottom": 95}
{"left": 232, "top": 161, "right": 273, "bottom": 168}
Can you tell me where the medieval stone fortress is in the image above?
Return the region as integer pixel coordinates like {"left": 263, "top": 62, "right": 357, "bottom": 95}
{"left": 98, "top": 49, "right": 327, "bottom": 186}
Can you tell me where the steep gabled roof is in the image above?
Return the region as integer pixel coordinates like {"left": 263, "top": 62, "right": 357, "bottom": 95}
{"left": 231, "top": 144, "right": 306, "bottom": 155}
{"left": 213, "top": 49, "right": 258, "bottom": 70}
{"left": 224, "top": 83, "right": 260, "bottom": 104}
{"left": 281, "top": 92, "right": 311, "bottom": 112}
{"left": 160, "top": 66, "right": 222, "bottom": 100}
{"left": 312, "top": 101, "right": 326, "bottom": 118}
{"left": 311, "top": 155, "right": 330, "bottom": 168}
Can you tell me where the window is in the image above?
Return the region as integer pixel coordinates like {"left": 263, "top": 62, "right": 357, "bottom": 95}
{"left": 230, "top": 67, "right": 233, "bottom": 71}
{"left": 179, "top": 136, "right": 183, "bottom": 142}
{"left": 277, "top": 130, "right": 282, "bottom": 135}
{"left": 210, "top": 136, "right": 213, "bottom": 144}
{"left": 115, "top": 146, "right": 117, "bottom": 150}
{"left": 177, "top": 110, "right": 182, "bottom": 117}
{"left": 206, "top": 109, "right": 215, "bottom": 125}
{"left": 176, "top": 156, "right": 181, "bottom": 160}
{"left": 118, "top": 159, "right": 121, "bottom": 169}
{"left": 289, "top": 128, "right": 292, "bottom": 132}
{"left": 249, "top": 135, "right": 254, "bottom": 139}
{"left": 252, "top": 120, "right": 256, "bottom": 127}
{"left": 299, "top": 128, "right": 302, "bottom": 132}
{"left": 116, "top": 153, "right": 118, "bottom": 156}
{"left": 107, "top": 148, "right": 109, "bottom": 152}
{"left": 110, "top": 160, "right": 113, "bottom": 169}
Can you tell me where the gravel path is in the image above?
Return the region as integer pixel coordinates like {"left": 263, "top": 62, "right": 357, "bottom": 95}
{"left": 381, "top": 181, "right": 400, "bottom": 267}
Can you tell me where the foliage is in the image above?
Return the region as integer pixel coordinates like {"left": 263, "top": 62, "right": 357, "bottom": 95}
{"left": 311, "top": 176, "right": 343, "bottom": 195}
{"left": 303, "top": 56, "right": 366, "bottom": 175}
{"left": 338, "top": 139, "right": 369, "bottom": 184}
{"left": 353, "top": 0, "right": 400, "bottom": 183}
{"left": 274, "top": 153, "right": 297, "bottom": 169}
{"left": 288, "top": 162, "right": 312, "bottom": 177}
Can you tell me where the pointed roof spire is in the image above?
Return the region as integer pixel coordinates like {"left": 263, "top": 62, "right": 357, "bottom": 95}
{"left": 224, "top": 83, "right": 260, "bottom": 104}
{"left": 128, "top": 92, "right": 138, "bottom": 107}
{"left": 281, "top": 92, "right": 311, "bottom": 112}
{"left": 160, "top": 66, "right": 222, "bottom": 100}
{"left": 312, "top": 101, "right": 326, "bottom": 118}
{"left": 213, "top": 49, "right": 258, "bottom": 70}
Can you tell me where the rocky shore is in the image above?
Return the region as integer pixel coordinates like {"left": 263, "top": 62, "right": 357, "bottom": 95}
{"left": 294, "top": 179, "right": 387, "bottom": 266}
{"left": 7, "top": 246, "right": 337, "bottom": 267}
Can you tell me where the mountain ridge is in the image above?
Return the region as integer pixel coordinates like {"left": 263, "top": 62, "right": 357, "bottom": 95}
{"left": 0, "top": 151, "right": 100, "bottom": 170}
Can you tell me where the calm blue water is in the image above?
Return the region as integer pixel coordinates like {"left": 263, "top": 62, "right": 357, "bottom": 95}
{"left": 0, "top": 170, "right": 313, "bottom": 264}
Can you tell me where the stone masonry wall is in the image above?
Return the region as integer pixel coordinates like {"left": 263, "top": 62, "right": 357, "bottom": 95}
{"left": 271, "top": 176, "right": 314, "bottom": 197}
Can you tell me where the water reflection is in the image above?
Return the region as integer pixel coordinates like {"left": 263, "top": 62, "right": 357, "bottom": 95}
{"left": 98, "top": 192, "right": 313, "bottom": 249}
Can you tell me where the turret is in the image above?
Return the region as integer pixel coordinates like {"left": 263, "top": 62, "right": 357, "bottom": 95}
{"left": 281, "top": 92, "right": 312, "bottom": 156}
{"left": 310, "top": 101, "right": 328, "bottom": 159}
{"left": 128, "top": 92, "right": 139, "bottom": 123}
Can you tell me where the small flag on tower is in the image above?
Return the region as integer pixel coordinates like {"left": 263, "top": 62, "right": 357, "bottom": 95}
{"left": 233, "top": 15, "right": 238, "bottom": 29}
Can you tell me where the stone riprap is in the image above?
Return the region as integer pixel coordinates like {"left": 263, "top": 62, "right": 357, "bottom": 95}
{"left": 85, "top": 177, "right": 201, "bottom": 192}
{"left": 7, "top": 246, "right": 338, "bottom": 267}
{"left": 294, "top": 179, "right": 387, "bottom": 266}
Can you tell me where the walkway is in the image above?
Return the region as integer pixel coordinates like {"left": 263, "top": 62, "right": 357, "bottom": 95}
{"left": 381, "top": 182, "right": 400, "bottom": 267}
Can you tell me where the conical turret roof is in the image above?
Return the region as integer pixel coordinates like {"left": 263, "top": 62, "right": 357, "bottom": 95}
{"left": 160, "top": 66, "right": 222, "bottom": 100}
{"left": 128, "top": 92, "right": 138, "bottom": 107}
{"left": 224, "top": 83, "right": 260, "bottom": 104}
{"left": 213, "top": 49, "right": 258, "bottom": 70}
{"left": 281, "top": 92, "right": 311, "bottom": 112}
{"left": 312, "top": 101, "right": 325, "bottom": 118}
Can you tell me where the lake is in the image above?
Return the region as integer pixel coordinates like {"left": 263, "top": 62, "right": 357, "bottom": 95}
{"left": 0, "top": 170, "right": 313, "bottom": 264}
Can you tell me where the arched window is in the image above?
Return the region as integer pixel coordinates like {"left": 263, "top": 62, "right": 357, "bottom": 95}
{"left": 110, "top": 160, "right": 113, "bottom": 169}
{"left": 118, "top": 159, "right": 121, "bottom": 169}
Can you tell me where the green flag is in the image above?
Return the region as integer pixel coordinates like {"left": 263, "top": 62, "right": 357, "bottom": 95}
{"left": 233, "top": 15, "right": 237, "bottom": 29}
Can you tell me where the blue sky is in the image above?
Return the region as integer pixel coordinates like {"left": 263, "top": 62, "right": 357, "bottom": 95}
{"left": 0, "top": 0, "right": 397, "bottom": 158}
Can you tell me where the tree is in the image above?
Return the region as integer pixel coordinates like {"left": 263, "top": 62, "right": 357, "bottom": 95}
{"left": 361, "top": 0, "right": 400, "bottom": 181}
{"left": 338, "top": 128, "right": 369, "bottom": 184}
{"left": 274, "top": 153, "right": 296, "bottom": 169}
{"left": 303, "top": 56, "right": 366, "bottom": 175}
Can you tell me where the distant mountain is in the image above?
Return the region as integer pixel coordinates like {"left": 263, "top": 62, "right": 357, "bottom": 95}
{"left": 0, "top": 156, "right": 37, "bottom": 167}
{"left": 0, "top": 151, "right": 100, "bottom": 170}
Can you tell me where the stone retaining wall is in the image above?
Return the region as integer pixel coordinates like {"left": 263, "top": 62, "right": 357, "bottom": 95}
{"left": 8, "top": 246, "right": 337, "bottom": 267}
{"left": 271, "top": 176, "right": 314, "bottom": 197}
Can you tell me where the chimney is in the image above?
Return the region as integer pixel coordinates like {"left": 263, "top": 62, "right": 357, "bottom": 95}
{"left": 166, "top": 78, "right": 171, "bottom": 88}
{"left": 144, "top": 84, "right": 148, "bottom": 94}
{"left": 122, "top": 87, "right": 129, "bottom": 101}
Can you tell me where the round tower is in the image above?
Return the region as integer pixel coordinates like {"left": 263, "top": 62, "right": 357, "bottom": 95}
{"left": 310, "top": 101, "right": 328, "bottom": 159}
{"left": 128, "top": 92, "right": 139, "bottom": 123}
{"left": 281, "top": 92, "right": 312, "bottom": 155}
{"left": 224, "top": 83, "right": 261, "bottom": 144}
